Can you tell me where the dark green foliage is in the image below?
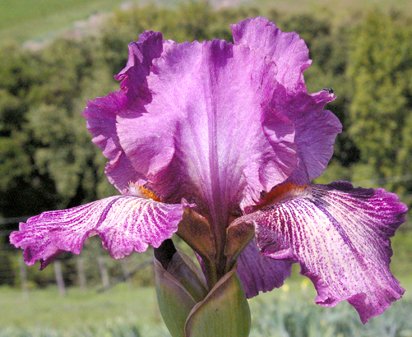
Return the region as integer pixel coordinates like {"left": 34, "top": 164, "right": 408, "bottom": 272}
{"left": 347, "top": 11, "right": 412, "bottom": 193}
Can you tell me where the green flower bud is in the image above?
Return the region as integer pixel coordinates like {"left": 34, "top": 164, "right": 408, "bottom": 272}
{"left": 154, "top": 242, "right": 251, "bottom": 337}
{"left": 154, "top": 257, "right": 197, "bottom": 337}
{"left": 184, "top": 267, "right": 251, "bottom": 337}
{"left": 154, "top": 241, "right": 208, "bottom": 337}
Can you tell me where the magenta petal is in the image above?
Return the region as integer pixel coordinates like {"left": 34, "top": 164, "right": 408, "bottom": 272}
{"left": 83, "top": 31, "right": 163, "bottom": 192}
{"left": 233, "top": 18, "right": 341, "bottom": 182}
{"left": 249, "top": 182, "right": 407, "bottom": 323}
{"left": 10, "top": 196, "right": 186, "bottom": 268}
{"left": 232, "top": 17, "right": 310, "bottom": 92}
{"left": 272, "top": 89, "right": 342, "bottom": 183}
{"left": 115, "top": 31, "right": 163, "bottom": 100}
{"left": 237, "top": 240, "right": 292, "bottom": 298}
{"left": 117, "top": 39, "right": 297, "bottom": 220}
{"left": 84, "top": 93, "right": 142, "bottom": 191}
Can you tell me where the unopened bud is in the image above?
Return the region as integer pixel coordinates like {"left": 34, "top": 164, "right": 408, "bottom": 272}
{"left": 185, "top": 267, "right": 251, "bottom": 337}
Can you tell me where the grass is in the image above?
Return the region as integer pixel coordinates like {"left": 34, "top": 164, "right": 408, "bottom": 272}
{"left": 1, "top": 269, "right": 411, "bottom": 337}
{"left": 0, "top": 0, "right": 184, "bottom": 45}
{"left": 247, "top": 0, "right": 412, "bottom": 14}
{"left": 0, "top": 284, "right": 162, "bottom": 330}
{"left": 1, "top": 0, "right": 411, "bottom": 46}
{"left": 242, "top": 0, "right": 412, "bottom": 30}
{"left": 0, "top": 0, "right": 129, "bottom": 45}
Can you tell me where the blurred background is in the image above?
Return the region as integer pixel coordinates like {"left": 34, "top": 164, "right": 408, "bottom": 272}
{"left": 0, "top": 1, "right": 411, "bottom": 336}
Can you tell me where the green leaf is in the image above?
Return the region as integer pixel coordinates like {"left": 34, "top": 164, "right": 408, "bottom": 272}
{"left": 184, "top": 267, "right": 251, "bottom": 337}
{"left": 166, "top": 252, "right": 208, "bottom": 302}
{"left": 154, "top": 258, "right": 197, "bottom": 337}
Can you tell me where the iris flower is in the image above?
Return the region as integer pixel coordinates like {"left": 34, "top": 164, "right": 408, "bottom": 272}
{"left": 11, "top": 17, "right": 407, "bottom": 325}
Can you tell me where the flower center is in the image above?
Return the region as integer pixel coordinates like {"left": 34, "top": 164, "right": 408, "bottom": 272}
{"left": 128, "top": 182, "right": 161, "bottom": 201}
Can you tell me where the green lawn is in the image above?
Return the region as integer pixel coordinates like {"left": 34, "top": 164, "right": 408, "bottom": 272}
{"left": 0, "top": 284, "right": 161, "bottom": 330}
{"left": 1, "top": 270, "right": 411, "bottom": 337}
{"left": 0, "top": 0, "right": 130, "bottom": 45}
{"left": 1, "top": 0, "right": 411, "bottom": 46}
{"left": 0, "top": 0, "right": 186, "bottom": 45}
{"left": 249, "top": 0, "right": 412, "bottom": 14}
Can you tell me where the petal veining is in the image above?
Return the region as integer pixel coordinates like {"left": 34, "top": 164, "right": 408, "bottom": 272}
{"left": 10, "top": 196, "right": 186, "bottom": 268}
{"left": 247, "top": 181, "right": 407, "bottom": 323}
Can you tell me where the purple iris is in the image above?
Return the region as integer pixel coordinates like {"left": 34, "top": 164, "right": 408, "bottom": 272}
{"left": 10, "top": 17, "right": 407, "bottom": 323}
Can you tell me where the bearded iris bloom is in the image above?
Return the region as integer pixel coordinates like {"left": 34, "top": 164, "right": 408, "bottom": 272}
{"left": 11, "top": 17, "right": 407, "bottom": 332}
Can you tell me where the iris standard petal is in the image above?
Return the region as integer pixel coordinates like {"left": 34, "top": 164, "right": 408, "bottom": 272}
{"left": 84, "top": 92, "right": 142, "bottom": 191}
{"left": 270, "top": 88, "right": 342, "bottom": 183}
{"left": 115, "top": 31, "right": 164, "bottom": 100}
{"left": 246, "top": 181, "right": 407, "bottom": 323}
{"left": 232, "top": 17, "right": 310, "bottom": 92}
{"left": 10, "top": 196, "right": 186, "bottom": 268}
{"left": 236, "top": 240, "right": 292, "bottom": 298}
{"left": 117, "top": 39, "right": 297, "bottom": 226}
{"left": 233, "top": 17, "right": 342, "bottom": 183}
{"left": 289, "top": 91, "right": 342, "bottom": 182}
{"left": 86, "top": 18, "right": 341, "bottom": 223}
{"left": 83, "top": 31, "right": 163, "bottom": 192}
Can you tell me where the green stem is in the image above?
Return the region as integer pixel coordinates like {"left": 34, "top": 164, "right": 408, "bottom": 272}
{"left": 202, "top": 256, "right": 218, "bottom": 289}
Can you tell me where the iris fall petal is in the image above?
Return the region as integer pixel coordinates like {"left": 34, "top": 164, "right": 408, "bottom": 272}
{"left": 246, "top": 181, "right": 407, "bottom": 322}
{"left": 10, "top": 196, "right": 186, "bottom": 268}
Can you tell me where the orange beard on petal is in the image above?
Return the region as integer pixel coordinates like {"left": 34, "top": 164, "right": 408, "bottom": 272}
{"left": 128, "top": 182, "right": 161, "bottom": 202}
{"left": 251, "top": 182, "right": 308, "bottom": 211}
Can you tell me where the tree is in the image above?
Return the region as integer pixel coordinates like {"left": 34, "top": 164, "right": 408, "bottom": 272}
{"left": 347, "top": 11, "right": 412, "bottom": 198}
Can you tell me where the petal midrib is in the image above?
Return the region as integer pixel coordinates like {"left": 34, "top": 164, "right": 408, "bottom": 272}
{"left": 202, "top": 42, "right": 228, "bottom": 258}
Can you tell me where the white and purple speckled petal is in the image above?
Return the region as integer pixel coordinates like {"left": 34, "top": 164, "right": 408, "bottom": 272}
{"left": 237, "top": 240, "right": 292, "bottom": 298}
{"left": 248, "top": 181, "right": 407, "bottom": 323}
{"left": 10, "top": 196, "right": 186, "bottom": 268}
